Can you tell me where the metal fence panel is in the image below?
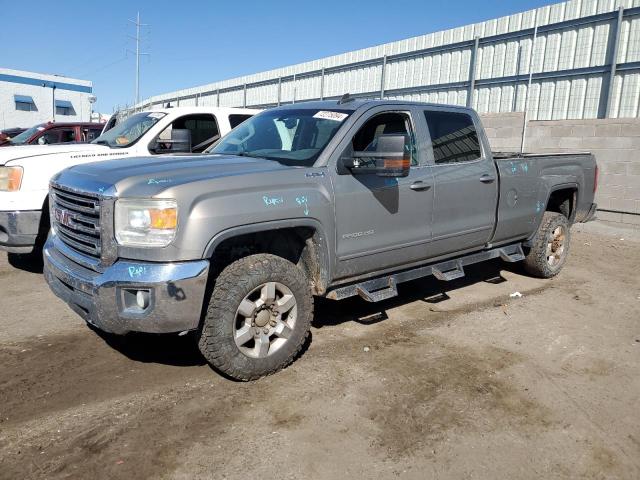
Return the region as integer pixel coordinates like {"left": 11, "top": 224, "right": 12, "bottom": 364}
{"left": 127, "top": 0, "right": 640, "bottom": 120}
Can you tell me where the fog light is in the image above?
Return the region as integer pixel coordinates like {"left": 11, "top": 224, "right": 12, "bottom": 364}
{"left": 121, "top": 288, "right": 152, "bottom": 314}
{"left": 136, "top": 290, "right": 150, "bottom": 309}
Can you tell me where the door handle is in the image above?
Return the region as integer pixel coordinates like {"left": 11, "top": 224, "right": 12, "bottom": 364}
{"left": 410, "top": 181, "right": 431, "bottom": 191}
{"left": 479, "top": 174, "right": 496, "bottom": 184}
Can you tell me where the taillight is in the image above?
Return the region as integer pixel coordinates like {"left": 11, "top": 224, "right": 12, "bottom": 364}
{"left": 594, "top": 164, "right": 599, "bottom": 193}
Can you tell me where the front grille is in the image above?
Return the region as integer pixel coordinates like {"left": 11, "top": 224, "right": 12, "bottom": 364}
{"left": 51, "top": 186, "right": 101, "bottom": 259}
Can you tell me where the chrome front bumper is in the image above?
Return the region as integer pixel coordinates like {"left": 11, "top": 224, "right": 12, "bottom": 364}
{"left": 0, "top": 210, "right": 42, "bottom": 253}
{"left": 43, "top": 234, "right": 210, "bottom": 335}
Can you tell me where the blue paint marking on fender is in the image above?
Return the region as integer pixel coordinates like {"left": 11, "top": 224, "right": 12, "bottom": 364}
{"left": 536, "top": 201, "right": 544, "bottom": 213}
{"left": 148, "top": 178, "right": 172, "bottom": 185}
{"left": 128, "top": 266, "right": 146, "bottom": 278}
{"left": 521, "top": 162, "right": 529, "bottom": 173}
{"left": 384, "top": 178, "right": 398, "bottom": 187}
{"left": 263, "top": 196, "right": 284, "bottom": 207}
{"left": 295, "top": 195, "right": 309, "bottom": 216}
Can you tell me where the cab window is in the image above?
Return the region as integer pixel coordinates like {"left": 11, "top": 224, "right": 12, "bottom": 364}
{"left": 155, "top": 114, "right": 219, "bottom": 153}
{"left": 348, "top": 112, "right": 418, "bottom": 166}
{"left": 38, "top": 128, "right": 76, "bottom": 144}
{"left": 83, "top": 127, "right": 102, "bottom": 142}
{"left": 424, "top": 110, "right": 481, "bottom": 164}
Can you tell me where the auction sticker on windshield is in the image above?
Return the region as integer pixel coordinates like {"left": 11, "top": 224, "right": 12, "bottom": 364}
{"left": 148, "top": 112, "right": 167, "bottom": 119}
{"left": 313, "top": 111, "right": 349, "bottom": 122}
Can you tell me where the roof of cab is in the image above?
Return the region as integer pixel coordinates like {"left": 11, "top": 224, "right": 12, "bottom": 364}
{"left": 143, "top": 106, "right": 261, "bottom": 115}
{"left": 272, "top": 98, "right": 474, "bottom": 113}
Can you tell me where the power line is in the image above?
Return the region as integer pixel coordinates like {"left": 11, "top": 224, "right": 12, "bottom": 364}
{"left": 77, "top": 56, "right": 129, "bottom": 78}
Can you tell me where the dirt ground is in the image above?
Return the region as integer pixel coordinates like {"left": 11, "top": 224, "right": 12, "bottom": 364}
{"left": 0, "top": 221, "right": 639, "bottom": 480}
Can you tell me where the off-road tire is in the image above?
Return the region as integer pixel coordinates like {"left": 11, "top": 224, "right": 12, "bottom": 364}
{"left": 198, "top": 254, "right": 313, "bottom": 381}
{"left": 523, "top": 211, "right": 571, "bottom": 278}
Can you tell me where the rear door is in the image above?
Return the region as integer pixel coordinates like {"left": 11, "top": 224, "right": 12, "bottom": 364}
{"left": 330, "top": 105, "right": 434, "bottom": 279}
{"left": 424, "top": 108, "right": 498, "bottom": 257}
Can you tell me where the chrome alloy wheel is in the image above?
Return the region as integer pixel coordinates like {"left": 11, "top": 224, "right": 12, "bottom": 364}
{"left": 546, "top": 225, "right": 566, "bottom": 267}
{"left": 234, "top": 282, "right": 297, "bottom": 358}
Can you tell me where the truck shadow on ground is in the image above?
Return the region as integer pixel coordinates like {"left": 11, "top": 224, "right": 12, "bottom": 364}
{"left": 313, "top": 258, "right": 525, "bottom": 329}
{"left": 94, "top": 328, "right": 207, "bottom": 367}
{"left": 91, "top": 259, "right": 525, "bottom": 371}
{"left": 7, "top": 252, "right": 44, "bottom": 273}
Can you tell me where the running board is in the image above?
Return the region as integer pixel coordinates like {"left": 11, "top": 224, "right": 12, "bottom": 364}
{"left": 356, "top": 278, "right": 398, "bottom": 302}
{"left": 326, "top": 243, "right": 525, "bottom": 302}
{"left": 499, "top": 244, "right": 525, "bottom": 262}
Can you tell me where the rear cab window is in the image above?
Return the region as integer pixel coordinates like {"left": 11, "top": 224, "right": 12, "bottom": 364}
{"left": 423, "top": 110, "right": 482, "bottom": 164}
{"left": 229, "top": 114, "right": 253, "bottom": 129}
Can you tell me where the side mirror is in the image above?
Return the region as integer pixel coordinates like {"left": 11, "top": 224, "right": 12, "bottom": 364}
{"left": 152, "top": 128, "right": 192, "bottom": 153}
{"left": 344, "top": 134, "right": 410, "bottom": 177}
{"left": 37, "top": 136, "right": 47, "bottom": 145}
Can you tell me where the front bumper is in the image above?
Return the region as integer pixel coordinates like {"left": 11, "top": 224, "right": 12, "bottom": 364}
{"left": 0, "top": 210, "right": 42, "bottom": 253}
{"left": 43, "top": 234, "right": 210, "bottom": 335}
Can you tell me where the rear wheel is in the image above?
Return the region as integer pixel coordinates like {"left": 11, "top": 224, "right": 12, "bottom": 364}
{"left": 198, "top": 254, "right": 313, "bottom": 381}
{"left": 523, "top": 212, "right": 571, "bottom": 278}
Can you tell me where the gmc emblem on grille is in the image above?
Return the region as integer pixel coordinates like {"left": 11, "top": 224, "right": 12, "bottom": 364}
{"left": 53, "top": 207, "right": 75, "bottom": 228}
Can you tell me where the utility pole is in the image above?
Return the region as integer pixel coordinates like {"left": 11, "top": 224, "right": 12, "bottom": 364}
{"left": 521, "top": 23, "right": 538, "bottom": 154}
{"left": 128, "top": 12, "right": 149, "bottom": 105}
{"left": 52, "top": 85, "right": 57, "bottom": 123}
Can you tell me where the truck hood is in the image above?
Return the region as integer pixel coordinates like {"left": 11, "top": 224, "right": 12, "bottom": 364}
{"left": 0, "top": 143, "right": 108, "bottom": 166}
{"left": 54, "top": 154, "right": 293, "bottom": 197}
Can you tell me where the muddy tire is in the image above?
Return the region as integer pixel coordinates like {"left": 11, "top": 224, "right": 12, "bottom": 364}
{"left": 198, "top": 254, "right": 313, "bottom": 381}
{"left": 523, "top": 212, "right": 571, "bottom": 278}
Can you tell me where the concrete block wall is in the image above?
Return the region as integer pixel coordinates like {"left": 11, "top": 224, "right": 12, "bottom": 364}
{"left": 479, "top": 113, "right": 526, "bottom": 152}
{"left": 481, "top": 113, "right": 640, "bottom": 226}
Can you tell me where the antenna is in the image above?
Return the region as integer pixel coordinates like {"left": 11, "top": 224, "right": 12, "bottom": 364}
{"left": 338, "top": 93, "right": 355, "bottom": 104}
{"left": 127, "top": 12, "right": 150, "bottom": 105}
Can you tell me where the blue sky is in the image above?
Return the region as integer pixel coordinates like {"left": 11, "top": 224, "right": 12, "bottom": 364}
{"left": 1, "top": 0, "right": 558, "bottom": 113}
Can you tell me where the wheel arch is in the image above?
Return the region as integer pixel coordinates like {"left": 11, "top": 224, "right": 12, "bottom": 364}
{"left": 545, "top": 185, "right": 578, "bottom": 222}
{"left": 203, "top": 219, "right": 332, "bottom": 295}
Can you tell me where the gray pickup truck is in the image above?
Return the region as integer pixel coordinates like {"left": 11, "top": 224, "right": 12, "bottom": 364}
{"left": 43, "top": 99, "right": 597, "bottom": 380}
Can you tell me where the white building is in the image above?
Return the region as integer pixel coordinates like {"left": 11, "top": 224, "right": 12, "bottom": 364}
{"left": 0, "top": 68, "right": 94, "bottom": 129}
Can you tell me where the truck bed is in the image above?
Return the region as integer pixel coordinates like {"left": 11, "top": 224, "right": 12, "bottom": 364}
{"left": 490, "top": 151, "right": 597, "bottom": 246}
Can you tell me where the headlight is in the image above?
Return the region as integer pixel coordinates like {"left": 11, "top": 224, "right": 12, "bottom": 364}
{"left": 0, "top": 166, "right": 23, "bottom": 191}
{"left": 115, "top": 199, "right": 177, "bottom": 247}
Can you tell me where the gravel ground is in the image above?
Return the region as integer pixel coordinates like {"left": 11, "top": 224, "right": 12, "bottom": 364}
{"left": 0, "top": 221, "right": 638, "bottom": 480}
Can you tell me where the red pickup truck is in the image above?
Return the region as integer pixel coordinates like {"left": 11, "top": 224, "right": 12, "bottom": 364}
{"left": 0, "top": 122, "right": 104, "bottom": 147}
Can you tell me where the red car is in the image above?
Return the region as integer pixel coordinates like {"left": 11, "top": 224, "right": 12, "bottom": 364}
{"left": 0, "top": 122, "right": 104, "bottom": 147}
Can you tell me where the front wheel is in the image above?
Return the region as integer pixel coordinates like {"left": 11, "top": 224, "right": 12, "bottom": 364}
{"left": 198, "top": 254, "right": 313, "bottom": 381}
{"left": 523, "top": 212, "right": 571, "bottom": 278}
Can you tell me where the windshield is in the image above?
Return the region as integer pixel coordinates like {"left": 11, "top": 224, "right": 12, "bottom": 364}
{"left": 9, "top": 124, "right": 45, "bottom": 145}
{"left": 209, "top": 108, "right": 352, "bottom": 166}
{"left": 91, "top": 112, "right": 166, "bottom": 148}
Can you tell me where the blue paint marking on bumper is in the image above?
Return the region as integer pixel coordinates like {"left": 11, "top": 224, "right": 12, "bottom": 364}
{"left": 43, "top": 234, "right": 210, "bottom": 335}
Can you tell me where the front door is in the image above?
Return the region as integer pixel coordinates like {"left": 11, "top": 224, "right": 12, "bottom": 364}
{"left": 331, "top": 107, "right": 434, "bottom": 280}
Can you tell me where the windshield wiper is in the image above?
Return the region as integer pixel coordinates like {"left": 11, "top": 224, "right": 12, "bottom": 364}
{"left": 93, "top": 140, "right": 110, "bottom": 146}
